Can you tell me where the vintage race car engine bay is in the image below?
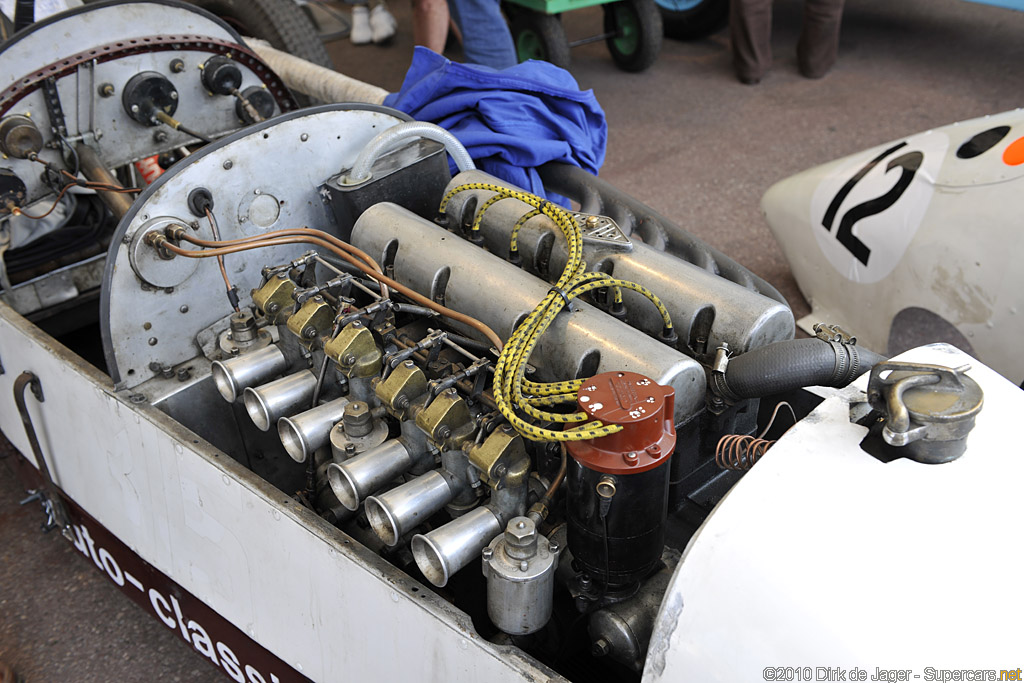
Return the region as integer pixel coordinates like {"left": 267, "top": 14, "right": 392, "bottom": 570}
{"left": 1, "top": 3, "right": 1021, "bottom": 682}
{"left": 94, "top": 103, "right": 808, "bottom": 679}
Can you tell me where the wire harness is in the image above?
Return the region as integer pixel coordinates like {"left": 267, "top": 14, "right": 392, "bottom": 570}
{"left": 440, "top": 182, "right": 675, "bottom": 443}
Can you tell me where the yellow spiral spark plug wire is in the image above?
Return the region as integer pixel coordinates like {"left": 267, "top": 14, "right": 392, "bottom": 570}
{"left": 440, "top": 183, "right": 674, "bottom": 442}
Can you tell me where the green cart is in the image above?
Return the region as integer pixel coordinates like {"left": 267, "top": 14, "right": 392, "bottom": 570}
{"left": 504, "top": 0, "right": 727, "bottom": 71}
{"left": 505, "top": 0, "right": 663, "bottom": 72}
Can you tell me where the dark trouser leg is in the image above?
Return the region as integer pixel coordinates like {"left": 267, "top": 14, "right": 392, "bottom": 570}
{"left": 797, "top": 0, "right": 845, "bottom": 78}
{"left": 729, "top": 0, "right": 773, "bottom": 83}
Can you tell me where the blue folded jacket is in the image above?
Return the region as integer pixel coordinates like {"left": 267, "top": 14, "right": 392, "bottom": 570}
{"left": 384, "top": 47, "right": 607, "bottom": 205}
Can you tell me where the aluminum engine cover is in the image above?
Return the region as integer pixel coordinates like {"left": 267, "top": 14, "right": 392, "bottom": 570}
{"left": 441, "top": 171, "right": 794, "bottom": 357}
{"left": 350, "top": 203, "right": 707, "bottom": 423}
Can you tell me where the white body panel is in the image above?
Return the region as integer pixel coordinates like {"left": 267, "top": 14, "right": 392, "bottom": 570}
{"left": 646, "top": 344, "right": 1024, "bottom": 682}
{"left": 763, "top": 108, "right": 1024, "bottom": 384}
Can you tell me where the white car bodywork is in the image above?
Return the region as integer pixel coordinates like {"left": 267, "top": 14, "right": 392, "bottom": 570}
{"left": 646, "top": 343, "right": 1024, "bottom": 681}
{"left": 763, "top": 108, "right": 1024, "bottom": 384}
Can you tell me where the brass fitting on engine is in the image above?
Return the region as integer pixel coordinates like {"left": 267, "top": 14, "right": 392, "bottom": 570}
{"left": 469, "top": 426, "right": 530, "bottom": 491}
{"left": 286, "top": 296, "right": 334, "bottom": 344}
{"left": 142, "top": 231, "right": 175, "bottom": 260}
{"left": 252, "top": 272, "right": 296, "bottom": 324}
{"left": 374, "top": 360, "right": 428, "bottom": 420}
{"left": 325, "top": 320, "right": 382, "bottom": 379}
{"left": 163, "top": 223, "right": 189, "bottom": 241}
{"left": 416, "top": 388, "right": 473, "bottom": 449}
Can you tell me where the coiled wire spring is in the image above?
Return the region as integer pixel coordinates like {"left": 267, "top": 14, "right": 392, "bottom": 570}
{"left": 714, "top": 401, "right": 796, "bottom": 471}
{"left": 715, "top": 435, "right": 775, "bottom": 470}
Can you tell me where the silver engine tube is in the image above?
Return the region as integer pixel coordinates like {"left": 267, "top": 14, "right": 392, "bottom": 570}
{"left": 364, "top": 470, "right": 456, "bottom": 546}
{"left": 349, "top": 203, "right": 707, "bottom": 423}
{"left": 412, "top": 506, "right": 502, "bottom": 587}
{"left": 278, "top": 397, "right": 350, "bottom": 463}
{"left": 326, "top": 438, "right": 414, "bottom": 512}
{"left": 211, "top": 344, "right": 289, "bottom": 402}
{"left": 242, "top": 370, "right": 317, "bottom": 432}
{"left": 440, "top": 170, "right": 795, "bottom": 354}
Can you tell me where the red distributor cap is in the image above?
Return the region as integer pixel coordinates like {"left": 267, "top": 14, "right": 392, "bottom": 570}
{"left": 567, "top": 371, "right": 676, "bottom": 474}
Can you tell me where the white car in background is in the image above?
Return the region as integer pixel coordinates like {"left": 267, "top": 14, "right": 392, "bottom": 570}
{"left": 763, "top": 107, "right": 1024, "bottom": 385}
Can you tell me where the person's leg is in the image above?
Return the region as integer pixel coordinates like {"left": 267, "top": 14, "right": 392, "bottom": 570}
{"left": 729, "top": 0, "right": 772, "bottom": 84}
{"left": 797, "top": 0, "right": 845, "bottom": 78}
{"left": 446, "top": 0, "right": 517, "bottom": 69}
{"left": 414, "top": 0, "right": 450, "bottom": 52}
{"left": 729, "top": 0, "right": 773, "bottom": 84}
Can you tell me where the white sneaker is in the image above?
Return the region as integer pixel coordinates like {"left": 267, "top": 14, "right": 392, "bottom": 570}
{"left": 369, "top": 4, "right": 397, "bottom": 44}
{"left": 350, "top": 5, "right": 372, "bottom": 45}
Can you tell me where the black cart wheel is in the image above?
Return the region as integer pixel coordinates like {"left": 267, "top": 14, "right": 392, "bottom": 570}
{"left": 656, "top": 0, "right": 728, "bottom": 40}
{"left": 510, "top": 11, "right": 571, "bottom": 69}
{"left": 604, "top": 0, "right": 662, "bottom": 72}
{"left": 184, "top": 0, "right": 333, "bottom": 69}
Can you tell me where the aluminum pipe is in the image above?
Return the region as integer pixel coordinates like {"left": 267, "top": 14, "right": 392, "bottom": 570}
{"left": 364, "top": 470, "right": 455, "bottom": 546}
{"left": 412, "top": 506, "right": 502, "bottom": 587}
{"left": 345, "top": 121, "right": 474, "bottom": 183}
{"left": 278, "top": 397, "right": 350, "bottom": 463}
{"left": 326, "top": 438, "right": 414, "bottom": 512}
{"left": 211, "top": 344, "right": 289, "bottom": 402}
{"left": 242, "top": 370, "right": 317, "bottom": 432}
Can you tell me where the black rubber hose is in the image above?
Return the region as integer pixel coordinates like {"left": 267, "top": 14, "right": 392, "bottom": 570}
{"left": 723, "top": 338, "right": 887, "bottom": 399}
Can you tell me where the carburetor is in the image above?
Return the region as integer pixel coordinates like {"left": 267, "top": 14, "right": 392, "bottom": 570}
{"left": 212, "top": 251, "right": 539, "bottom": 590}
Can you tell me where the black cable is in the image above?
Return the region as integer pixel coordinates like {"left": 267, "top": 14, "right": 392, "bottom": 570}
{"left": 155, "top": 112, "right": 213, "bottom": 144}
{"left": 39, "top": 163, "right": 64, "bottom": 195}
{"left": 306, "top": 320, "right": 342, "bottom": 497}
{"left": 311, "top": 351, "right": 333, "bottom": 411}
{"left": 596, "top": 485, "right": 613, "bottom": 598}
{"left": 176, "top": 123, "right": 213, "bottom": 144}
{"left": 59, "top": 135, "right": 80, "bottom": 177}
{"left": 3, "top": 195, "right": 112, "bottom": 276}
{"left": 601, "top": 516, "right": 610, "bottom": 597}
{"left": 304, "top": 355, "right": 332, "bottom": 497}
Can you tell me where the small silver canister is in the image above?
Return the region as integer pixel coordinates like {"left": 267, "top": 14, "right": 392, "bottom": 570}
{"left": 482, "top": 516, "right": 560, "bottom": 635}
